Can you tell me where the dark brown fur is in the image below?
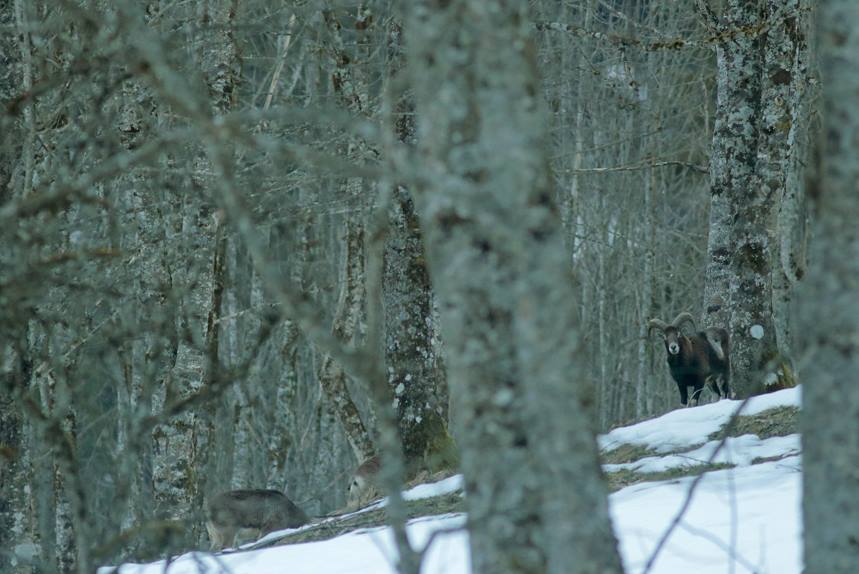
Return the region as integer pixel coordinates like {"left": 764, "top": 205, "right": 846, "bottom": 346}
{"left": 648, "top": 313, "right": 731, "bottom": 406}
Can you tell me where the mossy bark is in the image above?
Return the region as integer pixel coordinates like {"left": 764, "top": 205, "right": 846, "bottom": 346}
{"left": 383, "top": 23, "right": 453, "bottom": 474}
{"left": 703, "top": 0, "right": 807, "bottom": 398}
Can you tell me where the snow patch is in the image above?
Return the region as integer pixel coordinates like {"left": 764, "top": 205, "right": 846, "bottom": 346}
{"left": 604, "top": 434, "right": 800, "bottom": 474}
{"left": 599, "top": 387, "right": 800, "bottom": 454}
{"left": 99, "top": 514, "right": 469, "bottom": 574}
{"left": 403, "top": 474, "right": 463, "bottom": 501}
{"left": 612, "top": 458, "right": 802, "bottom": 574}
{"left": 99, "top": 389, "right": 805, "bottom": 574}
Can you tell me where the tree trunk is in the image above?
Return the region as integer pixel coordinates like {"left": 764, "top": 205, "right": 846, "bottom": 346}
{"left": 0, "top": 349, "right": 38, "bottom": 574}
{"left": 150, "top": 0, "right": 238, "bottom": 546}
{"left": 315, "top": 6, "right": 376, "bottom": 464}
{"left": 703, "top": 0, "right": 799, "bottom": 397}
{"left": 383, "top": 23, "right": 453, "bottom": 472}
{"left": 636, "top": 166, "right": 655, "bottom": 419}
{"left": 801, "top": 1, "right": 859, "bottom": 571}
{"left": 406, "top": 2, "right": 623, "bottom": 572}
{"left": 765, "top": 0, "right": 810, "bottom": 387}
{"left": 0, "top": 5, "right": 37, "bottom": 570}
{"left": 384, "top": 186, "right": 454, "bottom": 469}
{"left": 703, "top": 5, "right": 761, "bottom": 336}
{"left": 318, "top": 219, "right": 375, "bottom": 461}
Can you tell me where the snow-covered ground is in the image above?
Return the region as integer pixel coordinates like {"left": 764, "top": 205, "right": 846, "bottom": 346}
{"left": 614, "top": 457, "right": 801, "bottom": 574}
{"left": 599, "top": 387, "right": 800, "bottom": 454}
{"left": 604, "top": 434, "right": 800, "bottom": 474}
{"left": 100, "top": 388, "right": 802, "bottom": 574}
{"left": 99, "top": 513, "right": 469, "bottom": 574}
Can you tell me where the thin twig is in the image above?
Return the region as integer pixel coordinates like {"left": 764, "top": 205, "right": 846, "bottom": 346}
{"left": 417, "top": 523, "right": 466, "bottom": 558}
{"left": 562, "top": 159, "right": 709, "bottom": 175}
{"left": 728, "top": 459, "right": 738, "bottom": 574}
{"left": 678, "top": 522, "right": 760, "bottom": 573}
{"left": 536, "top": 5, "right": 810, "bottom": 52}
{"left": 263, "top": 14, "right": 298, "bottom": 112}
{"left": 641, "top": 396, "right": 753, "bottom": 574}
{"left": 694, "top": 0, "right": 723, "bottom": 36}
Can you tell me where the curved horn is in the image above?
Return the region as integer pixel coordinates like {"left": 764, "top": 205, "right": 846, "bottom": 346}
{"left": 671, "top": 312, "right": 697, "bottom": 331}
{"left": 647, "top": 318, "right": 668, "bottom": 337}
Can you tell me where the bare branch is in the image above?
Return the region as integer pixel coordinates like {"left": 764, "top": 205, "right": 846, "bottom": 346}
{"left": 562, "top": 159, "right": 709, "bottom": 175}
{"left": 642, "top": 397, "right": 754, "bottom": 574}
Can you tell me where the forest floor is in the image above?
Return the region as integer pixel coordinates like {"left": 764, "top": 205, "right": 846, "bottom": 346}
{"left": 101, "top": 387, "right": 802, "bottom": 574}
{"left": 602, "top": 401, "right": 798, "bottom": 491}
{"left": 257, "top": 478, "right": 464, "bottom": 547}
{"left": 256, "top": 393, "right": 800, "bottom": 547}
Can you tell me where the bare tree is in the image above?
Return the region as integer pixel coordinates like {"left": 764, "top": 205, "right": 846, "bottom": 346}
{"left": 801, "top": 0, "right": 859, "bottom": 571}
{"left": 0, "top": 3, "right": 33, "bottom": 570}
{"left": 536, "top": 0, "right": 718, "bottom": 424}
{"left": 405, "top": 1, "right": 624, "bottom": 572}
{"left": 0, "top": 0, "right": 827, "bottom": 571}
{"left": 700, "top": 0, "right": 809, "bottom": 397}
{"left": 382, "top": 18, "right": 454, "bottom": 473}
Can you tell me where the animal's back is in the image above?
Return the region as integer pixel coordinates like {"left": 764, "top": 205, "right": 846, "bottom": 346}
{"left": 207, "top": 489, "right": 307, "bottom": 530}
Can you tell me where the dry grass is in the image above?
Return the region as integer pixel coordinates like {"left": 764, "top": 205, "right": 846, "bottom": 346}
{"left": 709, "top": 406, "right": 799, "bottom": 441}
{"left": 601, "top": 443, "right": 660, "bottom": 465}
{"left": 244, "top": 406, "right": 799, "bottom": 551}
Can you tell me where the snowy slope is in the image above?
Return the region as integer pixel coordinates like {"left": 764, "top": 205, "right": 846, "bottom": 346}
{"left": 100, "top": 388, "right": 802, "bottom": 574}
{"left": 99, "top": 514, "right": 469, "bottom": 574}
{"left": 599, "top": 387, "right": 800, "bottom": 454}
{"left": 613, "top": 457, "right": 801, "bottom": 574}
{"left": 604, "top": 434, "right": 800, "bottom": 474}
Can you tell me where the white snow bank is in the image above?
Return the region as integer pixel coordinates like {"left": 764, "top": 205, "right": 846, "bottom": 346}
{"left": 248, "top": 474, "right": 466, "bottom": 549}
{"left": 612, "top": 456, "right": 802, "bottom": 574}
{"left": 103, "top": 454, "right": 804, "bottom": 574}
{"left": 604, "top": 434, "right": 801, "bottom": 474}
{"left": 100, "top": 390, "right": 806, "bottom": 574}
{"left": 599, "top": 387, "right": 800, "bottom": 454}
{"left": 98, "top": 513, "right": 469, "bottom": 574}
{"left": 101, "top": 473, "right": 468, "bottom": 566}
{"left": 403, "top": 474, "right": 464, "bottom": 501}
{"left": 320, "top": 473, "right": 465, "bottom": 519}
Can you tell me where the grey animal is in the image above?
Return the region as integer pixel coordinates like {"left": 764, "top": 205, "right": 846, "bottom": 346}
{"left": 648, "top": 312, "right": 731, "bottom": 407}
{"left": 206, "top": 489, "right": 309, "bottom": 551}
{"left": 347, "top": 455, "right": 381, "bottom": 509}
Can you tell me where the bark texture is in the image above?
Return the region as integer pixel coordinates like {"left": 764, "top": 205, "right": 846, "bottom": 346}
{"left": 149, "top": 0, "right": 238, "bottom": 547}
{"left": 315, "top": 6, "right": 377, "bottom": 464}
{"left": 384, "top": 186, "right": 452, "bottom": 468}
{"left": 0, "top": 5, "right": 34, "bottom": 571}
{"left": 766, "top": 0, "right": 810, "bottom": 381}
{"left": 383, "top": 25, "right": 452, "bottom": 470}
{"left": 702, "top": 0, "right": 764, "bottom": 394}
{"left": 318, "top": 221, "right": 375, "bottom": 461}
{"left": 801, "top": 1, "right": 859, "bottom": 571}
{"left": 703, "top": 0, "right": 808, "bottom": 397}
{"left": 406, "top": 1, "right": 623, "bottom": 572}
